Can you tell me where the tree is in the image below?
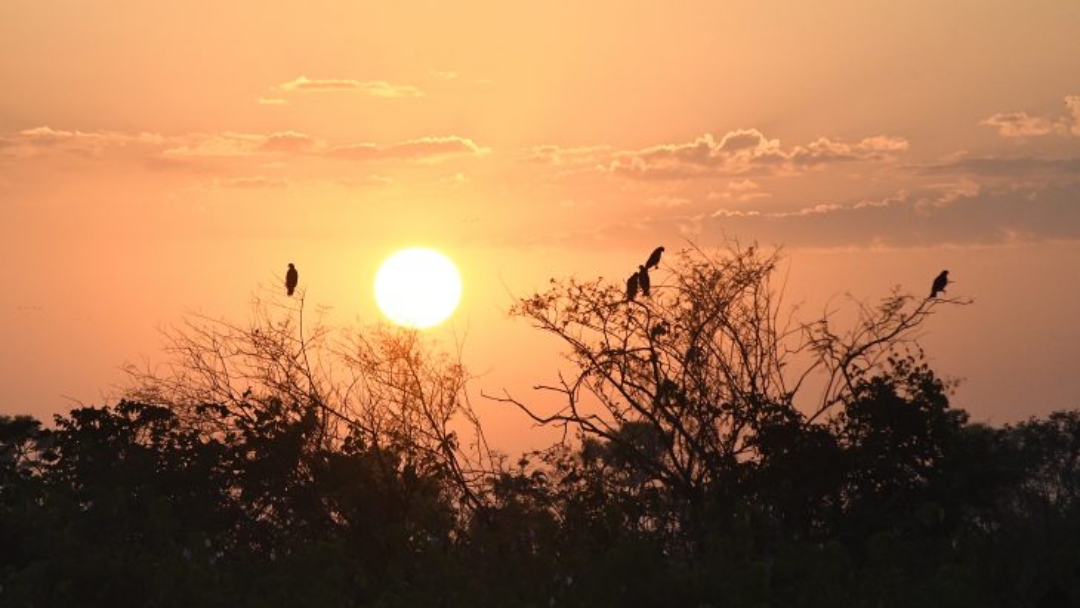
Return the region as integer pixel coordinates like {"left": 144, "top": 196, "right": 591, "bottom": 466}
{"left": 0, "top": 415, "right": 45, "bottom": 496}
{"left": 0, "top": 293, "right": 492, "bottom": 606}
{"left": 123, "top": 293, "right": 493, "bottom": 511}
{"left": 497, "top": 244, "right": 969, "bottom": 546}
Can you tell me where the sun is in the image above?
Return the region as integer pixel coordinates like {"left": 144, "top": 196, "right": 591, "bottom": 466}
{"left": 374, "top": 248, "right": 462, "bottom": 329}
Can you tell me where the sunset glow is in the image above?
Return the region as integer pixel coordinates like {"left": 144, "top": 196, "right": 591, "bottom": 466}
{"left": 1, "top": 0, "right": 1079, "bottom": 436}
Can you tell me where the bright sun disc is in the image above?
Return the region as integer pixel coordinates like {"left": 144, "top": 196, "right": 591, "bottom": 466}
{"left": 375, "top": 248, "right": 462, "bottom": 329}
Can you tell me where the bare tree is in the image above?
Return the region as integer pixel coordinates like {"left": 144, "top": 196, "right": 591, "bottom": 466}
{"left": 123, "top": 291, "right": 494, "bottom": 509}
{"left": 491, "top": 243, "right": 970, "bottom": 514}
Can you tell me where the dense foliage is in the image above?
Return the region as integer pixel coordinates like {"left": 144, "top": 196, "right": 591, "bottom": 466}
{"left": 2, "top": 248, "right": 1078, "bottom": 607}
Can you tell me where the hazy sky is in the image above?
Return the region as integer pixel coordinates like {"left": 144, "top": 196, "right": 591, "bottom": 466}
{"left": 2, "top": 1, "right": 1079, "bottom": 446}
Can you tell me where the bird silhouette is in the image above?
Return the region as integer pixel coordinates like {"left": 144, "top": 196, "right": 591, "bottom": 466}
{"left": 645, "top": 246, "right": 665, "bottom": 270}
{"left": 930, "top": 270, "right": 948, "bottom": 298}
{"left": 638, "top": 265, "right": 651, "bottom": 297}
{"left": 286, "top": 263, "right": 299, "bottom": 296}
{"left": 626, "top": 271, "right": 640, "bottom": 301}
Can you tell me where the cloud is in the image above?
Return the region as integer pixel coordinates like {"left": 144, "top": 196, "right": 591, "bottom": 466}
{"left": 695, "top": 179, "right": 1080, "bottom": 248}
{"left": 645, "top": 194, "right": 691, "bottom": 208}
{"left": 796, "top": 135, "right": 909, "bottom": 162}
{"left": 709, "top": 201, "right": 847, "bottom": 219}
{"left": 358, "top": 81, "right": 424, "bottom": 98}
{"left": 562, "top": 158, "right": 1077, "bottom": 249}
{"left": 727, "top": 179, "right": 759, "bottom": 191}
{"left": 981, "top": 94, "right": 1080, "bottom": 138}
{"left": 0, "top": 126, "right": 166, "bottom": 158}
{"left": 1, "top": 127, "right": 489, "bottom": 168}
{"left": 1066, "top": 96, "right": 1080, "bottom": 136}
{"left": 430, "top": 70, "right": 459, "bottom": 81}
{"left": 279, "top": 76, "right": 360, "bottom": 92}
{"left": 522, "top": 144, "right": 612, "bottom": 165}
{"left": 980, "top": 112, "right": 1055, "bottom": 137}
{"left": 259, "top": 131, "right": 316, "bottom": 153}
{"left": 711, "top": 208, "right": 762, "bottom": 218}
{"left": 601, "top": 129, "right": 908, "bottom": 179}
{"left": 327, "top": 136, "right": 489, "bottom": 162}
{"left": 916, "top": 178, "right": 980, "bottom": 209}
{"left": 162, "top": 132, "right": 269, "bottom": 157}
{"left": 707, "top": 179, "right": 772, "bottom": 203}
{"left": 388, "top": 136, "right": 488, "bottom": 158}
{"left": 916, "top": 155, "right": 1080, "bottom": 177}
{"left": 517, "top": 144, "right": 622, "bottom": 181}
{"left": 277, "top": 76, "right": 423, "bottom": 98}
{"left": 257, "top": 97, "right": 287, "bottom": 105}
{"left": 157, "top": 130, "right": 321, "bottom": 158}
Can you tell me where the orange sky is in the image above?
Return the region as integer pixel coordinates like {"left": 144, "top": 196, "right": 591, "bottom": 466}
{"left": 3, "top": 1, "right": 1079, "bottom": 450}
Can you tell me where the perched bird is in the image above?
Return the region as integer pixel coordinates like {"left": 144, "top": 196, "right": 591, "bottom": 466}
{"left": 286, "top": 263, "right": 299, "bottom": 296}
{"left": 638, "top": 265, "right": 651, "bottom": 297}
{"left": 626, "top": 271, "right": 640, "bottom": 301}
{"left": 645, "top": 246, "right": 665, "bottom": 270}
{"left": 930, "top": 270, "right": 949, "bottom": 298}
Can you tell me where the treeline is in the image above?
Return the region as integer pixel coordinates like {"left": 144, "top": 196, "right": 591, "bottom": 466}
{"left": 3, "top": 399, "right": 1079, "bottom": 606}
{"left": 2, "top": 246, "right": 1078, "bottom": 607}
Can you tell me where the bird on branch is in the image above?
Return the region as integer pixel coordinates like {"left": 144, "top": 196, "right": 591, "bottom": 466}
{"left": 286, "top": 263, "right": 299, "bottom": 296}
{"left": 930, "top": 270, "right": 949, "bottom": 298}
{"left": 645, "top": 246, "right": 664, "bottom": 270}
{"left": 638, "top": 265, "right": 651, "bottom": 297}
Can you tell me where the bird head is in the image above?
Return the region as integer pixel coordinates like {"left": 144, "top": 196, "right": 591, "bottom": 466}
{"left": 288, "top": 263, "right": 295, "bottom": 269}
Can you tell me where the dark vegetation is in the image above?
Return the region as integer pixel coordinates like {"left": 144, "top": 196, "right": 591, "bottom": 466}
{"left": 2, "top": 246, "right": 1078, "bottom": 607}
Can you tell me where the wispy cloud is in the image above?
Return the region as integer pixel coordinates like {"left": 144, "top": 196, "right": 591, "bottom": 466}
{"left": 579, "top": 129, "right": 908, "bottom": 179}
{"left": 326, "top": 136, "right": 489, "bottom": 162}
{"left": 162, "top": 132, "right": 268, "bottom": 157}
{"left": 726, "top": 179, "right": 759, "bottom": 191}
{"left": 0, "top": 126, "right": 489, "bottom": 174}
{"left": 521, "top": 144, "right": 612, "bottom": 166}
{"left": 708, "top": 179, "right": 772, "bottom": 203}
{"left": 915, "top": 155, "right": 1080, "bottom": 177}
{"left": 0, "top": 126, "right": 165, "bottom": 158}
{"left": 645, "top": 194, "right": 691, "bottom": 208}
{"left": 980, "top": 112, "right": 1056, "bottom": 137}
{"left": 259, "top": 131, "right": 316, "bottom": 153}
{"left": 277, "top": 76, "right": 424, "bottom": 98}
{"left": 357, "top": 81, "right": 424, "bottom": 98}
{"left": 981, "top": 94, "right": 1080, "bottom": 138}
{"left": 693, "top": 179, "right": 1080, "bottom": 247}
{"left": 1067, "top": 96, "right": 1080, "bottom": 136}
{"left": 279, "top": 76, "right": 359, "bottom": 92}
